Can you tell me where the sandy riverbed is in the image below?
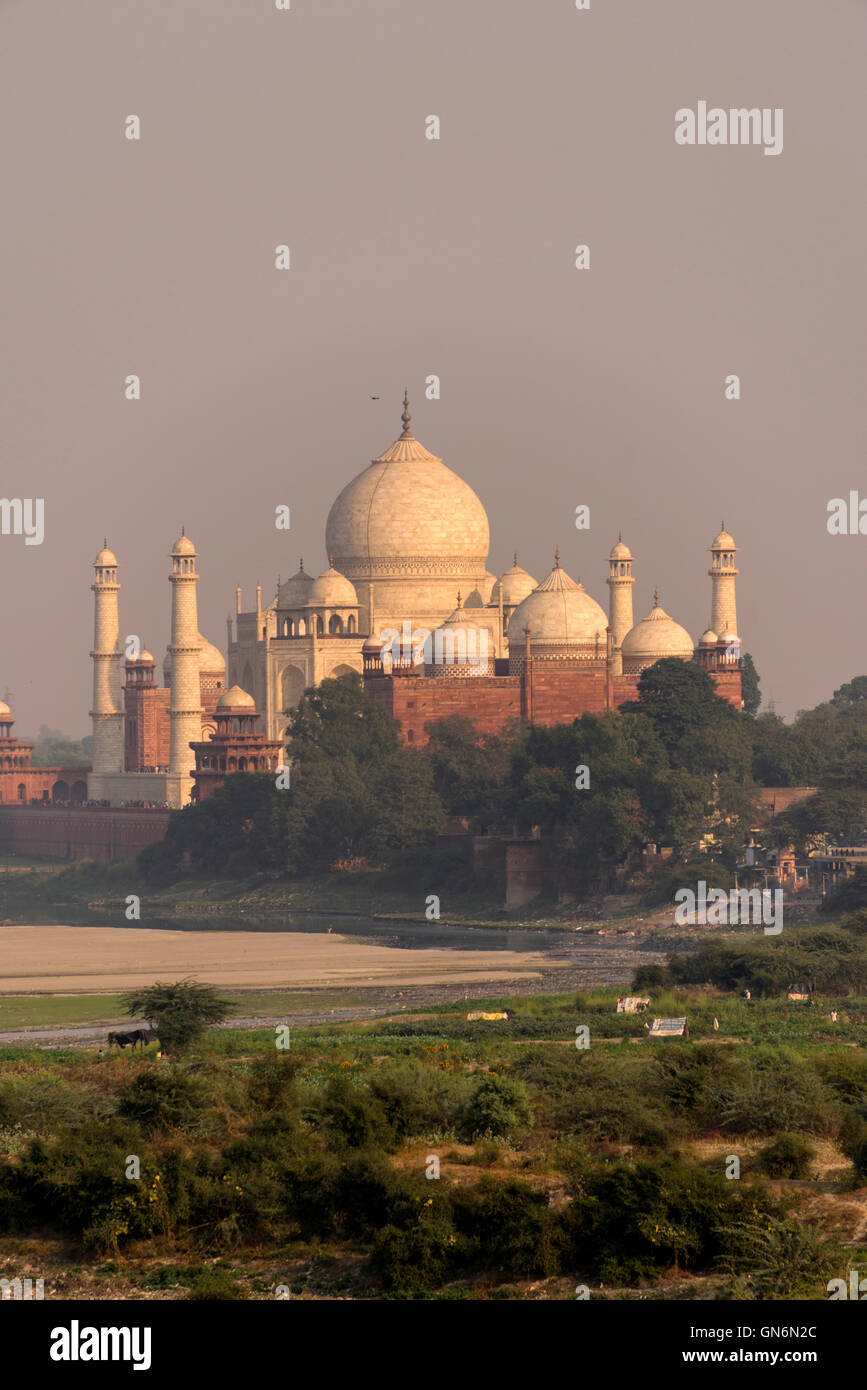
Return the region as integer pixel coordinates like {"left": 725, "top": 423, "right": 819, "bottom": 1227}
{"left": 0, "top": 924, "right": 550, "bottom": 994}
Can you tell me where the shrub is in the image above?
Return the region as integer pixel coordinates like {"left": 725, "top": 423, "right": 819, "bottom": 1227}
{"left": 117, "top": 1069, "right": 212, "bottom": 1134}
{"left": 459, "top": 1074, "right": 533, "bottom": 1142}
{"left": 370, "top": 1211, "right": 460, "bottom": 1291}
{"left": 312, "top": 1073, "right": 394, "bottom": 1150}
{"left": 451, "top": 1176, "right": 560, "bottom": 1277}
{"left": 186, "top": 1271, "right": 249, "bottom": 1300}
{"left": 756, "top": 1133, "right": 815, "bottom": 1178}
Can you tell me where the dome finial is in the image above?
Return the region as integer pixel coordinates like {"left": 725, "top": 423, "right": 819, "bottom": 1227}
{"left": 618, "top": 530, "right": 622, "bottom": 542}
{"left": 103, "top": 536, "right": 107, "bottom": 549}
{"left": 181, "top": 524, "right": 185, "bottom": 536}
{"left": 329, "top": 554, "right": 334, "bottom": 569}
{"left": 513, "top": 551, "right": 518, "bottom": 567}
{"left": 299, "top": 557, "right": 304, "bottom": 572}
{"left": 653, "top": 587, "right": 660, "bottom": 607}
{"left": 401, "top": 390, "right": 412, "bottom": 437}
{"left": 554, "top": 547, "right": 561, "bottom": 568}
{"left": 456, "top": 589, "right": 462, "bottom": 608}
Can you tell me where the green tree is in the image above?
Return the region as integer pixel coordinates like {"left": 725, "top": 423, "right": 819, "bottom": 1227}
{"left": 740, "top": 653, "right": 761, "bottom": 715}
{"left": 621, "top": 658, "right": 738, "bottom": 758}
{"left": 119, "top": 979, "right": 236, "bottom": 1056}
{"left": 832, "top": 675, "right": 867, "bottom": 706}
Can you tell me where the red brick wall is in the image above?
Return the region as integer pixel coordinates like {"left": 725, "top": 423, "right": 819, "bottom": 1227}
{"left": 0, "top": 806, "right": 171, "bottom": 863}
{"left": 365, "top": 660, "right": 742, "bottom": 745}
{"left": 125, "top": 687, "right": 171, "bottom": 771}
{"left": 0, "top": 768, "right": 89, "bottom": 805}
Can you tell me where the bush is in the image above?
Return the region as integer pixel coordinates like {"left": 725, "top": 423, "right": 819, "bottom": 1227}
{"left": 459, "top": 1074, "right": 533, "bottom": 1142}
{"left": 117, "top": 1069, "right": 212, "bottom": 1134}
{"left": 371, "top": 1212, "right": 460, "bottom": 1292}
{"left": 312, "top": 1073, "right": 394, "bottom": 1150}
{"left": 632, "top": 963, "right": 673, "bottom": 991}
{"left": 186, "top": 1271, "right": 249, "bottom": 1300}
{"left": 756, "top": 1133, "right": 815, "bottom": 1178}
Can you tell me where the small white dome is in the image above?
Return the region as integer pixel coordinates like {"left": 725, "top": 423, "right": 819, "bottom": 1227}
{"left": 621, "top": 592, "right": 694, "bottom": 668}
{"left": 94, "top": 545, "right": 117, "bottom": 566}
{"left": 163, "top": 633, "right": 225, "bottom": 678}
{"left": 217, "top": 685, "right": 256, "bottom": 710}
{"left": 507, "top": 552, "right": 607, "bottom": 648}
{"left": 308, "top": 561, "right": 358, "bottom": 608}
{"left": 711, "top": 527, "right": 737, "bottom": 551}
{"left": 277, "top": 564, "right": 315, "bottom": 608}
{"left": 609, "top": 537, "right": 632, "bottom": 561}
{"left": 425, "top": 594, "right": 492, "bottom": 675}
{"left": 490, "top": 555, "right": 538, "bottom": 609}
{"left": 698, "top": 628, "right": 718, "bottom": 646}
{"left": 171, "top": 534, "right": 196, "bottom": 557}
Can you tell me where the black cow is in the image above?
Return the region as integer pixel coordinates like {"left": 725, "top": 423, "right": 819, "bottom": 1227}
{"left": 107, "top": 1027, "right": 158, "bottom": 1051}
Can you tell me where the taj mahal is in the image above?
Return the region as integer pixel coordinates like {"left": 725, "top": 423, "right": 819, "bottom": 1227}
{"left": 75, "top": 394, "right": 743, "bottom": 809}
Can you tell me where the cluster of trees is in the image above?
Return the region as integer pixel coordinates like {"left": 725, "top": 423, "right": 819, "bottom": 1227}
{"left": 27, "top": 725, "right": 92, "bottom": 767}
{"left": 139, "top": 662, "right": 867, "bottom": 892}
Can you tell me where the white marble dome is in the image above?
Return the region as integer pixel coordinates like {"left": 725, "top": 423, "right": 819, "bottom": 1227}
{"left": 490, "top": 555, "right": 538, "bottom": 608}
{"left": 425, "top": 594, "right": 493, "bottom": 677}
{"left": 324, "top": 399, "right": 490, "bottom": 631}
{"left": 277, "top": 564, "right": 315, "bottom": 609}
{"left": 163, "top": 632, "right": 225, "bottom": 680}
{"left": 217, "top": 685, "right": 256, "bottom": 710}
{"left": 711, "top": 527, "right": 737, "bottom": 551}
{"left": 507, "top": 554, "right": 608, "bottom": 649}
{"left": 308, "top": 561, "right": 358, "bottom": 608}
{"left": 621, "top": 593, "right": 694, "bottom": 672}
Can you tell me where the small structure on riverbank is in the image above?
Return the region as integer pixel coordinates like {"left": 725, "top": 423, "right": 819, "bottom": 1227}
{"left": 647, "top": 1016, "right": 688, "bottom": 1038}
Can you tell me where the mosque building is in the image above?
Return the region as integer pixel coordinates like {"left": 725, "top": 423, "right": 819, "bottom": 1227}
{"left": 80, "top": 395, "right": 742, "bottom": 808}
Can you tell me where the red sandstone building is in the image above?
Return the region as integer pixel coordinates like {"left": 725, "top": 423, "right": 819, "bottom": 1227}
{"left": 0, "top": 700, "right": 88, "bottom": 804}
{"left": 190, "top": 687, "right": 282, "bottom": 801}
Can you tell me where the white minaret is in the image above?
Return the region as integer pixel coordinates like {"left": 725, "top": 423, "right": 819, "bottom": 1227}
{"left": 89, "top": 542, "right": 124, "bottom": 773}
{"left": 168, "top": 531, "right": 202, "bottom": 796}
{"left": 709, "top": 524, "right": 739, "bottom": 637}
{"left": 607, "top": 535, "right": 635, "bottom": 676}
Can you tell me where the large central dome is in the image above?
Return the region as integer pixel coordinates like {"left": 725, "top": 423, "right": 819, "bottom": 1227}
{"left": 324, "top": 395, "right": 492, "bottom": 637}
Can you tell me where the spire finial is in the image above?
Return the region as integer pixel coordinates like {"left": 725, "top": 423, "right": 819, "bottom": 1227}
{"left": 103, "top": 536, "right": 107, "bottom": 549}
{"left": 329, "top": 554, "right": 334, "bottom": 569}
{"left": 618, "top": 530, "right": 622, "bottom": 542}
{"left": 401, "top": 390, "right": 412, "bottom": 437}
{"left": 299, "top": 557, "right": 304, "bottom": 572}
{"left": 554, "top": 547, "right": 561, "bottom": 568}
{"left": 653, "top": 587, "right": 660, "bottom": 607}
{"left": 513, "top": 551, "right": 518, "bottom": 567}
{"left": 456, "top": 589, "right": 462, "bottom": 608}
{"left": 181, "top": 524, "right": 185, "bottom": 536}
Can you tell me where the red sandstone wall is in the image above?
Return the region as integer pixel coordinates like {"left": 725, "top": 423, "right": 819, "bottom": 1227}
{"left": 365, "top": 660, "right": 743, "bottom": 745}
{"left": 125, "top": 688, "right": 171, "bottom": 771}
{"left": 0, "top": 806, "right": 171, "bottom": 863}
{"left": 0, "top": 768, "right": 89, "bottom": 804}
{"left": 367, "top": 676, "right": 522, "bottom": 746}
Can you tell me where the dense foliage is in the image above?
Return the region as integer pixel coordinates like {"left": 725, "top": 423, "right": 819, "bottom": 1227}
{"left": 137, "top": 666, "right": 867, "bottom": 892}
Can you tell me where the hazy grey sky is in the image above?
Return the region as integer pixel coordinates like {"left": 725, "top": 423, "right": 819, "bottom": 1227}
{"left": 1, "top": 0, "right": 865, "bottom": 733}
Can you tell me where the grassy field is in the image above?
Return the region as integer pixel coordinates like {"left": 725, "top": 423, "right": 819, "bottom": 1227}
{"left": 0, "top": 989, "right": 370, "bottom": 1031}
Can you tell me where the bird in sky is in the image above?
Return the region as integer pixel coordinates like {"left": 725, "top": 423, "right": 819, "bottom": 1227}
{"left": 370, "top": 395, "right": 380, "bottom": 399}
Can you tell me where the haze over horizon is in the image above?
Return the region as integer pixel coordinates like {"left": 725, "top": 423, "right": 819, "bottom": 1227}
{"left": 2, "top": 0, "right": 865, "bottom": 733}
